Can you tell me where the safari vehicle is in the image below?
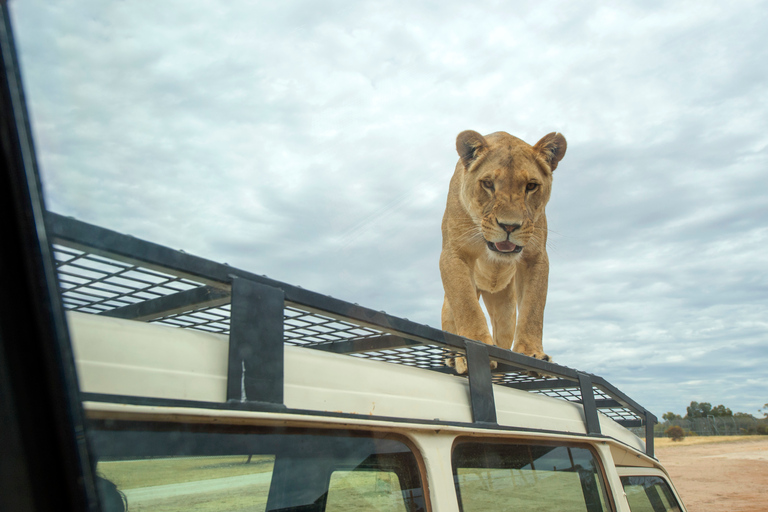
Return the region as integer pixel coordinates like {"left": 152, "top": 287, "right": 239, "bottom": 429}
{"left": 47, "top": 213, "right": 688, "bottom": 512}
{"left": 0, "top": 6, "right": 684, "bottom": 512}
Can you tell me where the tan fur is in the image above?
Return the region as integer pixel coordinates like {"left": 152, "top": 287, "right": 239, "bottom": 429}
{"left": 440, "top": 130, "right": 566, "bottom": 373}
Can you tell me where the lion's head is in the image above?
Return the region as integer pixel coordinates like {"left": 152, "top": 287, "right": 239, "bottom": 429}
{"left": 454, "top": 130, "right": 567, "bottom": 258}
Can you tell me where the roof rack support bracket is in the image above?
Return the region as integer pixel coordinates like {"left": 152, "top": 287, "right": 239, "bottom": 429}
{"left": 228, "top": 277, "right": 285, "bottom": 408}
{"left": 645, "top": 411, "right": 657, "bottom": 458}
{"left": 465, "top": 341, "right": 497, "bottom": 425}
{"left": 578, "top": 372, "right": 601, "bottom": 435}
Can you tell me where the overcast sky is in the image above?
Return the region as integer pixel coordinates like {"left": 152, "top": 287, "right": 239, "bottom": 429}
{"left": 10, "top": 0, "right": 768, "bottom": 419}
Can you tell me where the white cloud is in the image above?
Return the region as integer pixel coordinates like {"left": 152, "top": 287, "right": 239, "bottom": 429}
{"left": 9, "top": 0, "right": 768, "bottom": 417}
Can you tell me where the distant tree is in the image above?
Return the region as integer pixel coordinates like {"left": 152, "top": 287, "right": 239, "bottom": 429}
{"left": 710, "top": 404, "right": 733, "bottom": 417}
{"left": 685, "top": 401, "right": 732, "bottom": 419}
{"left": 666, "top": 425, "right": 685, "bottom": 441}
{"left": 686, "top": 401, "right": 712, "bottom": 419}
{"left": 734, "top": 412, "right": 757, "bottom": 420}
{"left": 662, "top": 412, "right": 682, "bottom": 422}
{"left": 762, "top": 403, "right": 768, "bottom": 418}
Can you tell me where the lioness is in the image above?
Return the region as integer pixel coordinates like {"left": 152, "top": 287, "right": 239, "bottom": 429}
{"left": 440, "top": 130, "right": 566, "bottom": 374}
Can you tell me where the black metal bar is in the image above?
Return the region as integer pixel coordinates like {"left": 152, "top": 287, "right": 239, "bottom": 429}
{"left": 615, "top": 419, "right": 644, "bottom": 428}
{"left": 227, "top": 277, "right": 285, "bottom": 407}
{"left": 578, "top": 373, "right": 601, "bottom": 435}
{"left": 498, "top": 378, "right": 577, "bottom": 391}
{"left": 591, "top": 375, "right": 649, "bottom": 422}
{"left": 594, "top": 399, "right": 623, "bottom": 409}
{"left": 310, "top": 334, "right": 420, "bottom": 354}
{"left": 48, "top": 215, "right": 231, "bottom": 291}
{"left": 465, "top": 341, "right": 497, "bottom": 425}
{"left": 645, "top": 411, "right": 657, "bottom": 458}
{"left": 100, "top": 286, "right": 230, "bottom": 321}
{"left": 488, "top": 345, "right": 580, "bottom": 380}
{"left": 79, "top": 392, "right": 615, "bottom": 439}
{"left": 81, "top": 392, "right": 287, "bottom": 413}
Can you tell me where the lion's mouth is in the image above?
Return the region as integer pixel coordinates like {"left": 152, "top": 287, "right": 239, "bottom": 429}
{"left": 487, "top": 240, "right": 523, "bottom": 254}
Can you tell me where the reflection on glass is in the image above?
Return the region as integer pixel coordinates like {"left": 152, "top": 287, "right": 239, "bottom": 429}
{"left": 621, "top": 476, "right": 682, "bottom": 512}
{"left": 90, "top": 424, "right": 425, "bottom": 512}
{"left": 452, "top": 442, "right": 610, "bottom": 512}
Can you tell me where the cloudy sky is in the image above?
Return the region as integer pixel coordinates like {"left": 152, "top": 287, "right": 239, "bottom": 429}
{"left": 10, "top": 0, "right": 768, "bottom": 419}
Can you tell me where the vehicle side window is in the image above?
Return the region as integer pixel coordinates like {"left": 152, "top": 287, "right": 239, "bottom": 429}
{"left": 452, "top": 441, "right": 610, "bottom": 512}
{"left": 621, "top": 476, "right": 681, "bottom": 512}
{"left": 326, "top": 470, "right": 408, "bottom": 512}
{"left": 98, "top": 455, "right": 276, "bottom": 511}
{"left": 90, "top": 423, "right": 426, "bottom": 512}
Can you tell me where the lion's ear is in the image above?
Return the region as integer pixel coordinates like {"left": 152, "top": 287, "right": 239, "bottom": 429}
{"left": 534, "top": 132, "right": 567, "bottom": 171}
{"left": 456, "top": 130, "right": 488, "bottom": 169}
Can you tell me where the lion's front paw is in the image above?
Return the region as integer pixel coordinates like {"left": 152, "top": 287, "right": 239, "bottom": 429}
{"left": 445, "top": 356, "right": 468, "bottom": 374}
{"left": 526, "top": 352, "right": 552, "bottom": 378}
{"left": 445, "top": 356, "right": 497, "bottom": 375}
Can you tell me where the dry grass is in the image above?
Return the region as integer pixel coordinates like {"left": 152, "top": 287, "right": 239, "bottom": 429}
{"left": 653, "top": 435, "right": 766, "bottom": 448}
{"left": 97, "top": 457, "right": 411, "bottom": 512}
{"left": 98, "top": 455, "right": 274, "bottom": 490}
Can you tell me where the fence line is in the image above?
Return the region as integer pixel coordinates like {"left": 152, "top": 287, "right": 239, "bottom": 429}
{"left": 652, "top": 416, "right": 767, "bottom": 437}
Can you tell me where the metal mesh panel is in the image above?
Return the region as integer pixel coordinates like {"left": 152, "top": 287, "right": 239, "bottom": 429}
{"left": 150, "top": 305, "right": 459, "bottom": 369}
{"left": 534, "top": 385, "right": 583, "bottom": 401}
{"left": 350, "top": 344, "right": 459, "bottom": 369}
{"left": 283, "top": 306, "right": 384, "bottom": 345}
{"left": 54, "top": 245, "right": 204, "bottom": 314}
{"left": 600, "top": 407, "right": 643, "bottom": 423}
{"left": 594, "top": 387, "right": 644, "bottom": 423}
{"left": 492, "top": 371, "right": 559, "bottom": 387}
{"left": 152, "top": 304, "right": 232, "bottom": 333}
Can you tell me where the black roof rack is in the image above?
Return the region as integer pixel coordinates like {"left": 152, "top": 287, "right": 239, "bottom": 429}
{"left": 46, "top": 211, "right": 657, "bottom": 457}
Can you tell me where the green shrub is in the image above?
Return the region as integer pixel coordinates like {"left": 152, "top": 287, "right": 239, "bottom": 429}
{"left": 665, "top": 425, "right": 685, "bottom": 441}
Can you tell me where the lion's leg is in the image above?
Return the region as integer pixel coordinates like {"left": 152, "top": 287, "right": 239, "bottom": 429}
{"left": 439, "top": 253, "right": 494, "bottom": 346}
{"left": 512, "top": 251, "right": 550, "bottom": 362}
{"left": 481, "top": 284, "right": 517, "bottom": 351}
{"left": 440, "top": 254, "right": 496, "bottom": 375}
{"left": 441, "top": 296, "right": 457, "bottom": 334}
{"left": 442, "top": 296, "right": 473, "bottom": 375}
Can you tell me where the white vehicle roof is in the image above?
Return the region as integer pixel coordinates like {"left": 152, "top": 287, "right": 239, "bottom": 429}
{"left": 68, "top": 311, "right": 646, "bottom": 455}
{"left": 49, "top": 212, "right": 656, "bottom": 463}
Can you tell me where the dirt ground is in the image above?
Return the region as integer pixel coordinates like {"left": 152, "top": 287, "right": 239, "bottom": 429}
{"left": 653, "top": 435, "right": 768, "bottom": 512}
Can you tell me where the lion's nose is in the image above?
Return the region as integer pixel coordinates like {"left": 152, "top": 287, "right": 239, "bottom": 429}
{"left": 498, "top": 221, "right": 521, "bottom": 233}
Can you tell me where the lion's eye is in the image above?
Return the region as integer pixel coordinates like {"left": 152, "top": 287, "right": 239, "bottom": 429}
{"left": 526, "top": 182, "right": 539, "bottom": 192}
{"left": 481, "top": 179, "right": 494, "bottom": 191}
